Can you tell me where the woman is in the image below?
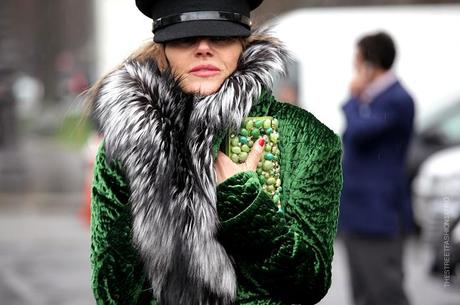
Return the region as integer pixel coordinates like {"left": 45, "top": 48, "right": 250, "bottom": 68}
{"left": 89, "top": 0, "right": 343, "bottom": 304}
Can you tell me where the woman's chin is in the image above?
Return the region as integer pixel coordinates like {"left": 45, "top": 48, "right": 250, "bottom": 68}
{"left": 198, "top": 87, "right": 219, "bottom": 96}
{"left": 181, "top": 78, "right": 225, "bottom": 96}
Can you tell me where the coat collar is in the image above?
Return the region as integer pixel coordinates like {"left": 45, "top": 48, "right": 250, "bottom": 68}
{"left": 360, "top": 70, "right": 398, "bottom": 103}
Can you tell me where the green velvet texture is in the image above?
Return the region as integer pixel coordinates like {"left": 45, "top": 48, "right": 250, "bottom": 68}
{"left": 90, "top": 151, "right": 155, "bottom": 305}
{"left": 90, "top": 93, "right": 343, "bottom": 305}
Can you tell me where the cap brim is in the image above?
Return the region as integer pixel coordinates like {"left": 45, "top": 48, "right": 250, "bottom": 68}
{"left": 153, "top": 20, "right": 250, "bottom": 43}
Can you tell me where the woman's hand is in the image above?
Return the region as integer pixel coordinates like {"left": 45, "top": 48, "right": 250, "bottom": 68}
{"left": 215, "top": 138, "right": 266, "bottom": 184}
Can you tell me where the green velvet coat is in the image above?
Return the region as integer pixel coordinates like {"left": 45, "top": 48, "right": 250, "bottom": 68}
{"left": 90, "top": 91, "right": 343, "bottom": 305}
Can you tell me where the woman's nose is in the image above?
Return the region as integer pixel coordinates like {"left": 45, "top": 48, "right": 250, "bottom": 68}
{"left": 195, "top": 38, "right": 213, "bottom": 56}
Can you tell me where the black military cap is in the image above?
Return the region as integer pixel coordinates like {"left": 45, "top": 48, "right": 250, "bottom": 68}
{"left": 135, "top": 0, "right": 263, "bottom": 42}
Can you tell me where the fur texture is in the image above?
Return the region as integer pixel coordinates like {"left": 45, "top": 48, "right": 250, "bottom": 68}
{"left": 92, "top": 28, "right": 289, "bottom": 305}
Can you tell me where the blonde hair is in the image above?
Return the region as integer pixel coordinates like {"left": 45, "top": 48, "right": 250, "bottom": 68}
{"left": 85, "top": 31, "right": 278, "bottom": 114}
{"left": 129, "top": 41, "right": 168, "bottom": 70}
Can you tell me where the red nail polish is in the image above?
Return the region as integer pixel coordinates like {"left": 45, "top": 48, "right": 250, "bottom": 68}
{"left": 258, "top": 138, "right": 265, "bottom": 146}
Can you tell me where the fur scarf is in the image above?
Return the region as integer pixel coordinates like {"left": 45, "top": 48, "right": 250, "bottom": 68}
{"left": 91, "top": 29, "right": 289, "bottom": 305}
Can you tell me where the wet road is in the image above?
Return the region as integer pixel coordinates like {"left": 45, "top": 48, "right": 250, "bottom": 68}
{"left": 1, "top": 207, "right": 459, "bottom": 305}
{"left": 0, "top": 136, "right": 459, "bottom": 305}
{"left": 0, "top": 212, "right": 94, "bottom": 305}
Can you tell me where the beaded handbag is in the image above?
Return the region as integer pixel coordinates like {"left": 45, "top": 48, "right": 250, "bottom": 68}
{"left": 224, "top": 116, "right": 282, "bottom": 209}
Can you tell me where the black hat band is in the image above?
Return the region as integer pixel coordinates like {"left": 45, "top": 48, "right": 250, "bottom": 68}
{"left": 153, "top": 11, "right": 251, "bottom": 32}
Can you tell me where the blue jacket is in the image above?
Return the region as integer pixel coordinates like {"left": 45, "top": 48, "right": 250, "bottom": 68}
{"left": 339, "top": 81, "right": 415, "bottom": 235}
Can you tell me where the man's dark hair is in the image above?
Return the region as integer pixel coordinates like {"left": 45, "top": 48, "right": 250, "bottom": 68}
{"left": 357, "top": 31, "right": 396, "bottom": 70}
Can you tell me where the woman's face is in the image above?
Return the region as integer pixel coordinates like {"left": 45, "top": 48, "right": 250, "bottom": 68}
{"left": 164, "top": 37, "right": 243, "bottom": 96}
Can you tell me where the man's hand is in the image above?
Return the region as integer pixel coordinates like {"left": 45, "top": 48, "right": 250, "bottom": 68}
{"left": 350, "top": 62, "right": 375, "bottom": 100}
{"left": 350, "top": 73, "right": 368, "bottom": 98}
{"left": 215, "top": 138, "right": 265, "bottom": 184}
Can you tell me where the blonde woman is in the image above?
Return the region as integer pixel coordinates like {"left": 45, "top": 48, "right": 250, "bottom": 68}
{"left": 89, "top": 0, "right": 343, "bottom": 304}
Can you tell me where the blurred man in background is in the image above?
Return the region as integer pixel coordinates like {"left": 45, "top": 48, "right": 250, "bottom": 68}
{"left": 339, "top": 32, "right": 415, "bottom": 305}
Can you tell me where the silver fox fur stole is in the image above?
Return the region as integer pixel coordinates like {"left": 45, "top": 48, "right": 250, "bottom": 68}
{"left": 92, "top": 29, "right": 289, "bottom": 305}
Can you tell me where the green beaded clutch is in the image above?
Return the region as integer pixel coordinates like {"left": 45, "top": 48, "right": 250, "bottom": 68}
{"left": 224, "top": 116, "right": 282, "bottom": 209}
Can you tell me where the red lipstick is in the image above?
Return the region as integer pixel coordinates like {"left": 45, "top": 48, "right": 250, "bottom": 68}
{"left": 189, "top": 64, "right": 220, "bottom": 77}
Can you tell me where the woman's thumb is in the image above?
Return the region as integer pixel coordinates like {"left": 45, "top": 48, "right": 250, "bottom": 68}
{"left": 245, "top": 138, "right": 265, "bottom": 171}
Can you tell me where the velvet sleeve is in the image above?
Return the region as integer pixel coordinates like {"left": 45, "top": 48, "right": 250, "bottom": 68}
{"left": 90, "top": 145, "right": 156, "bottom": 305}
{"left": 216, "top": 116, "right": 343, "bottom": 304}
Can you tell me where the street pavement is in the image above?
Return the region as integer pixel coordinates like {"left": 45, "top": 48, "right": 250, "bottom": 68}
{"left": 1, "top": 208, "right": 459, "bottom": 305}
{"left": 0, "top": 135, "right": 92, "bottom": 305}
{"left": 0, "top": 136, "right": 459, "bottom": 305}
{"left": 319, "top": 238, "right": 460, "bottom": 305}
{"left": 0, "top": 212, "right": 94, "bottom": 305}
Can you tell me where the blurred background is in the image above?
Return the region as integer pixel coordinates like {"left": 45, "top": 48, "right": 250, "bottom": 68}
{"left": 1, "top": 1, "right": 460, "bottom": 304}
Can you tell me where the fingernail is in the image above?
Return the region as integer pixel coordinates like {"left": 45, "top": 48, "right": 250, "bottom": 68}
{"left": 258, "top": 138, "right": 265, "bottom": 146}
